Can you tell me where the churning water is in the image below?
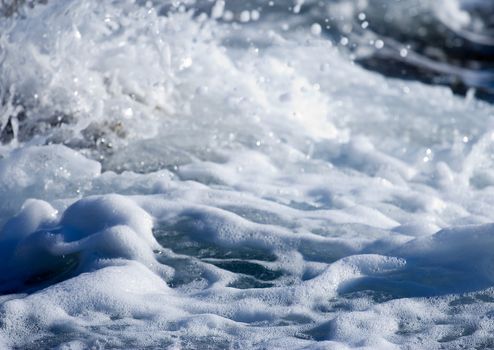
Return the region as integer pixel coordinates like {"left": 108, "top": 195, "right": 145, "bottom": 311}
{"left": 1, "top": 1, "right": 494, "bottom": 349}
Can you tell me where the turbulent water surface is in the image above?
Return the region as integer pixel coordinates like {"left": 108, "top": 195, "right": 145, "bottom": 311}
{"left": 1, "top": 0, "right": 494, "bottom": 349}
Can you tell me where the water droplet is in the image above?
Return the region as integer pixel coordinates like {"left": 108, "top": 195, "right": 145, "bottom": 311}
{"left": 375, "top": 40, "right": 384, "bottom": 49}
{"left": 311, "top": 23, "right": 322, "bottom": 36}
{"left": 179, "top": 57, "right": 192, "bottom": 70}
{"left": 240, "top": 10, "right": 250, "bottom": 22}
{"left": 223, "top": 10, "right": 234, "bottom": 21}
{"left": 211, "top": 0, "right": 225, "bottom": 19}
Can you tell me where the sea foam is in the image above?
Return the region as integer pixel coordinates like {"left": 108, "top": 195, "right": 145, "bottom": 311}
{"left": 1, "top": 0, "right": 494, "bottom": 349}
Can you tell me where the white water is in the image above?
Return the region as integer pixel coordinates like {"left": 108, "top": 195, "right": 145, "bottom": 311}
{"left": 1, "top": 1, "right": 494, "bottom": 349}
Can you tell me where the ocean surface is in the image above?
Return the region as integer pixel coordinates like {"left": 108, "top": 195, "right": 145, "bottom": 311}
{"left": 1, "top": 0, "right": 494, "bottom": 349}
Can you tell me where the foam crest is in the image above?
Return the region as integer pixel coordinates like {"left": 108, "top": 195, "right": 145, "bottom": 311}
{"left": 0, "top": 194, "right": 169, "bottom": 296}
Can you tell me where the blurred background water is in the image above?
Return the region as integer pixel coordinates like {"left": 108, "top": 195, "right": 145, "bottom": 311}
{"left": 101, "top": 0, "right": 494, "bottom": 102}
{"left": 215, "top": 0, "right": 494, "bottom": 101}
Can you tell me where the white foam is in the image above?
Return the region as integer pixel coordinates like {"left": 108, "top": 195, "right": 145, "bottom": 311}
{"left": 1, "top": 0, "right": 494, "bottom": 348}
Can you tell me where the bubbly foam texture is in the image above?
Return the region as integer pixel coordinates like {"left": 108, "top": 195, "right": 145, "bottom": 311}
{"left": 1, "top": 1, "right": 494, "bottom": 349}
